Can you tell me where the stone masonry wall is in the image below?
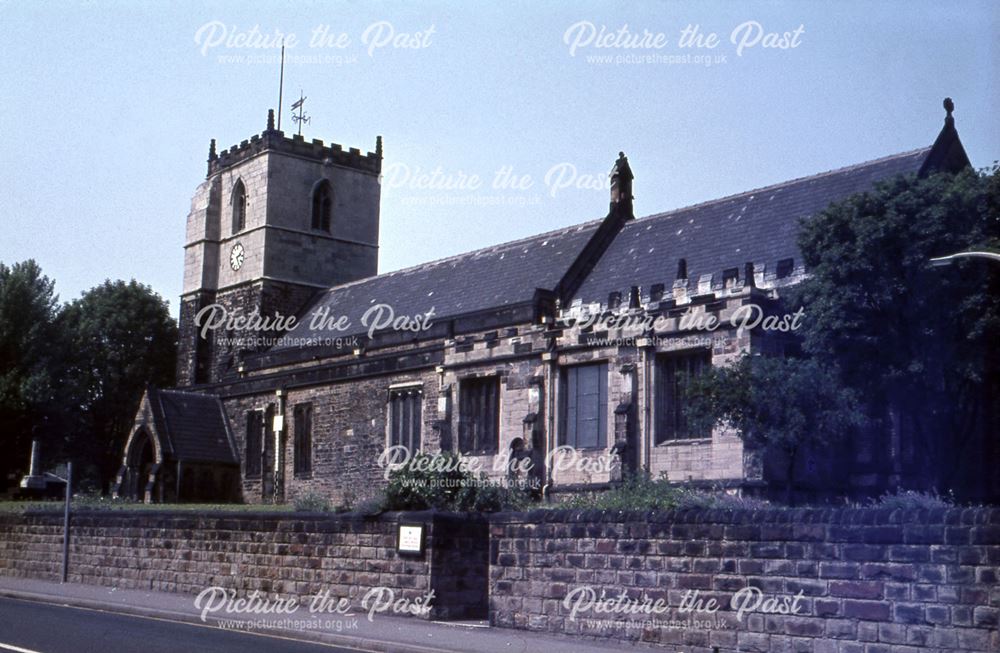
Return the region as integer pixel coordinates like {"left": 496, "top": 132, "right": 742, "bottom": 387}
{"left": 226, "top": 366, "right": 442, "bottom": 506}
{"left": 0, "top": 509, "right": 487, "bottom": 620}
{"left": 1, "top": 506, "right": 997, "bottom": 649}
{"left": 489, "top": 508, "right": 1000, "bottom": 652}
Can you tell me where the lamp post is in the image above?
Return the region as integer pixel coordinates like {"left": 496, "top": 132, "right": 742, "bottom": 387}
{"left": 47, "top": 462, "right": 72, "bottom": 582}
{"left": 929, "top": 250, "right": 1000, "bottom": 267}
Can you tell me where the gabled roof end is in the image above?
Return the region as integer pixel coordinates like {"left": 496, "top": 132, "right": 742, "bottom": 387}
{"left": 919, "top": 97, "right": 972, "bottom": 177}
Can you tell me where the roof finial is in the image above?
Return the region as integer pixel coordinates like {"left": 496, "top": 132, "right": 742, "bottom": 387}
{"left": 207, "top": 138, "right": 217, "bottom": 176}
{"left": 267, "top": 108, "right": 275, "bottom": 131}
{"left": 376, "top": 135, "right": 383, "bottom": 159}
{"left": 609, "top": 151, "right": 634, "bottom": 219}
{"left": 943, "top": 97, "right": 955, "bottom": 127}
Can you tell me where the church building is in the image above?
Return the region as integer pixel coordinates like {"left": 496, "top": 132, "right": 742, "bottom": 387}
{"left": 114, "top": 101, "right": 985, "bottom": 505}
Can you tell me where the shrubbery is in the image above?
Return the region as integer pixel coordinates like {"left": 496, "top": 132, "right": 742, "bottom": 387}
{"left": 867, "top": 489, "right": 955, "bottom": 510}
{"left": 559, "top": 477, "right": 963, "bottom": 513}
{"left": 379, "top": 452, "right": 530, "bottom": 512}
{"left": 0, "top": 480, "right": 963, "bottom": 515}
{"left": 559, "top": 474, "right": 770, "bottom": 511}
{"left": 292, "top": 491, "right": 332, "bottom": 512}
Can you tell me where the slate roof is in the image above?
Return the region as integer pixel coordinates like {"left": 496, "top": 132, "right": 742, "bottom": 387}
{"left": 273, "top": 146, "right": 931, "bottom": 348}
{"left": 152, "top": 388, "right": 238, "bottom": 464}
{"left": 274, "top": 219, "right": 603, "bottom": 347}
{"left": 572, "top": 147, "right": 931, "bottom": 305}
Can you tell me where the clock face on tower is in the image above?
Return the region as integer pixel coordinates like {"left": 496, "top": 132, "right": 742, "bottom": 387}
{"left": 229, "top": 242, "right": 246, "bottom": 271}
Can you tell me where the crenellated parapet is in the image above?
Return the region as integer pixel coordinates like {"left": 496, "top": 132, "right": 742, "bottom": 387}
{"left": 206, "top": 109, "right": 382, "bottom": 178}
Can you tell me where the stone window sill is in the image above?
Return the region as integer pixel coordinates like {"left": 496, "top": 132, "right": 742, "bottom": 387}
{"left": 655, "top": 437, "right": 712, "bottom": 447}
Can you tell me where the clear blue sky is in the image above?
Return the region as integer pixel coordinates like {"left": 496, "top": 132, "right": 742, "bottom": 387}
{"left": 1, "top": 1, "right": 997, "bottom": 317}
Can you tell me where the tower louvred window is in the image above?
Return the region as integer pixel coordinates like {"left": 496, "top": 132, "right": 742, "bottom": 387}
{"left": 231, "top": 179, "right": 246, "bottom": 233}
{"left": 312, "top": 180, "right": 332, "bottom": 231}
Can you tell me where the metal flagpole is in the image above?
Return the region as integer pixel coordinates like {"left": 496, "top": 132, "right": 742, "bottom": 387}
{"left": 277, "top": 41, "right": 285, "bottom": 131}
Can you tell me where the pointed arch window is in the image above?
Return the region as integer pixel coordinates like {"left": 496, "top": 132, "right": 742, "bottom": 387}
{"left": 311, "top": 180, "right": 332, "bottom": 232}
{"left": 231, "top": 179, "right": 247, "bottom": 233}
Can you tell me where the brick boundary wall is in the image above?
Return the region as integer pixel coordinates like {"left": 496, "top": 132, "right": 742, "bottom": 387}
{"left": 0, "top": 510, "right": 487, "bottom": 620}
{"left": 488, "top": 508, "right": 1000, "bottom": 652}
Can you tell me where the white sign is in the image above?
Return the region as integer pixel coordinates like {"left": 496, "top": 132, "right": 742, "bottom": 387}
{"left": 397, "top": 524, "right": 424, "bottom": 554}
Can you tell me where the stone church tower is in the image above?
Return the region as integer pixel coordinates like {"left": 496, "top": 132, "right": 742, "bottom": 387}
{"left": 177, "top": 110, "right": 382, "bottom": 385}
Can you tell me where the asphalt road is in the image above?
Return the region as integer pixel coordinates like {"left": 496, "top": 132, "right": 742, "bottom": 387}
{"left": 0, "top": 597, "right": 365, "bottom": 653}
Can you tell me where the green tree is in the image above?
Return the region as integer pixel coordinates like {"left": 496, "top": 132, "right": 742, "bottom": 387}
{"left": 59, "top": 280, "right": 177, "bottom": 492}
{"left": 687, "top": 354, "right": 864, "bottom": 505}
{"left": 0, "top": 260, "right": 60, "bottom": 488}
{"left": 791, "top": 167, "right": 999, "bottom": 495}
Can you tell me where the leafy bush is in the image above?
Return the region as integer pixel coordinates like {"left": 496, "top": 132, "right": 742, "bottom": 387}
{"left": 381, "top": 452, "right": 528, "bottom": 512}
{"left": 0, "top": 500, "right": 295, "bottom": 513}
{"left": 71, "top": 494, "right": 127, "bottom": 510}
{"left": 560, "top": 475, "right": 682, "bottom": 511}
{"left": 686, "top": 354, "right": 864, "bottom": 505}
{"left": 674, "top": 488, "right": 771, "bottom": 511}
{"left": 292, "top": 491, "right": 332, "bottom": 512}
{"left": 352, "top": 495, "right": 387, "bottom": 516}
{"left": 869, "top": 489, "right": 954, "bottom": 510}
{"left": 559, "top": 475, "right": 769, "bottom": 511}
{"left": 456, "top": 479, "right": 532, "bottom": 512}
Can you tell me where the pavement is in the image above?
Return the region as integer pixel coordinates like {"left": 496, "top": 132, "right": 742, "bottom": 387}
{"left": 0, "top": 577, "right": 653, "bottom": 653}
{"left": 0, "top": 597, "right": 357, "bottom": 653}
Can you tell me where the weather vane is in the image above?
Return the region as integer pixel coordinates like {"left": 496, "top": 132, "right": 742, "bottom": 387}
{"left": 291, "top": 91, "right": 310, "bottom": 136}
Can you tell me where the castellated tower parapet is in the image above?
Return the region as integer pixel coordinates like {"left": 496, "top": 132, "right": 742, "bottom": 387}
{"left": 207, "top": 109, "right": 382, "bottom": 178}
